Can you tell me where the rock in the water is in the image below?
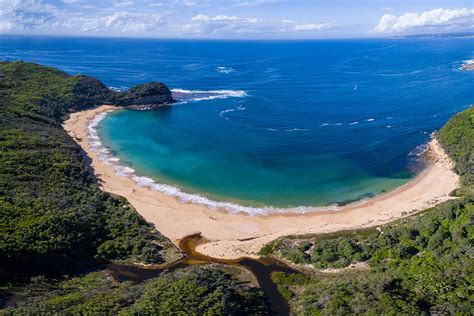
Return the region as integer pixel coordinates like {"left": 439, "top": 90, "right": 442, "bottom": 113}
{"left": 114, "top": 82, "right": 174, "bottom": 108}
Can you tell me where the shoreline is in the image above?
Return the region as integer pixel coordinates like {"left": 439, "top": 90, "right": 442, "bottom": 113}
{"left": 64, "top": 105, "right": 460, "bottom": 259}
{"left": 86, "top": 106, "right": 344, "bottom": 216}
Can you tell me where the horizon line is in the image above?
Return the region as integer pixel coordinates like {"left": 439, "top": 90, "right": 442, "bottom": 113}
{"left": 2, "top": 32, "right": 473, "bottom": 42}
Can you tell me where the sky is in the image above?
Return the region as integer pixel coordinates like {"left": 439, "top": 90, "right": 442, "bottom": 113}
{"left": 1, "top": 0, "right": 473, "bottom": 39}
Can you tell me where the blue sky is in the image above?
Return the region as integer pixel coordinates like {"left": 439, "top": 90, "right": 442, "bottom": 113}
{"left": 1, "top": 0, "right": 473, "bottom": 39}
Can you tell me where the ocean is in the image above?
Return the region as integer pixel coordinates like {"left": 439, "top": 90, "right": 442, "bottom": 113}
{"left": 2, "top": 36, "right": 473, "bottom": 214}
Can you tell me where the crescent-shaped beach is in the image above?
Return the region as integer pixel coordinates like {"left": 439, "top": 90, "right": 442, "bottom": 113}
{"left": 64, "top": 104, "right": 460, "bottom": 259}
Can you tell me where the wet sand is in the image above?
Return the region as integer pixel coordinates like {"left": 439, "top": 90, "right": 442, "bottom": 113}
{"left": 63, "top": 105, "right": 460, "bottom": 259}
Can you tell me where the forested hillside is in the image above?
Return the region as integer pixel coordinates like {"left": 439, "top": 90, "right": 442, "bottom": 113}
{"left": 2, "top": 265, "right": 268, "bottom": 314}
{"left": 1, "top": 61, "right": 472, "bottom": 314}
{"left": 0, "top": 61, "right": 178, "bottom": 278}
{"left": 263, "top": 107, "right": 473, "bottom": 314}
{"left": 0, "top": 61, "right": 268, "bottom": 314}
{"left": 438, "top": 108, "right": 474, "bottom": 194}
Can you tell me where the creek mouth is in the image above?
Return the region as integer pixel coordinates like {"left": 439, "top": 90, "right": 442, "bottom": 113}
{"left": 107, "top": 234, "right": 298, "bottom": 315}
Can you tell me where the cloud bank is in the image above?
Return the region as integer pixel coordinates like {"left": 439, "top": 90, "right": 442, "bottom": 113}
{"left": 371, "top": 8, "right": 474, "bottom": 33}
{"left": 187, "top": 14, "right": 332, "bottom": 35}
{"left": 1, "top": 1, "right": 472, "bottom": 38}
{"left": 0, "top": 0, "right": 333, "bottom": 37}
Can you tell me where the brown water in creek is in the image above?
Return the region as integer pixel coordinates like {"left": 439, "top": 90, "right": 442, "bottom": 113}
{"left": 108, "top": 234, "right": 298, "bottom": 315}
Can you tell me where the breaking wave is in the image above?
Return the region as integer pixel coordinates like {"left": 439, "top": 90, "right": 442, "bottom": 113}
{"left": 408, "top": 143, "right": 430, "bottom": 158}
{"left": 172, "top": 88, "right": 247, "bottom": 103}
{"left": 217, "top": 66, "right": 234, "bottom": 74}
{"left": 459, "top": 59, "right": 474, "bottom": 70}
{"left": 219, "top": 104, "right": 246, "bottom": 119}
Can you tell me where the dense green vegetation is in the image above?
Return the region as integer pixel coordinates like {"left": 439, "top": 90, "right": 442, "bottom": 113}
{"left": 267, "top": 197, "right": 473, "bottom": 314}
{"left": 263, "top": 106, "right": 474, "bottom": 314}
{"left": 0, "top": 61, "right": 179, "bottom": 279}
{"left": 1, "top": 60, "right": 472, "bottom": 315}
{"left": 438, "top": 107, "right": 474, "bottom": 193}
{"left": 124, "top": 266, "right": 268, "bottom": 315}
{"left": 0, "top": 61, "right": 269, "bottom": 315}
{"left": 2, "top": 270, "right": 140, "bottom": 314}
{"left": 2, "top": 266, "right": 268, "bottom": 315}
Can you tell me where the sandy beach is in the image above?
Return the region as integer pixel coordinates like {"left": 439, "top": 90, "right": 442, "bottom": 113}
{"left": 63, "top": 105, "right": 460, "bottom": 259}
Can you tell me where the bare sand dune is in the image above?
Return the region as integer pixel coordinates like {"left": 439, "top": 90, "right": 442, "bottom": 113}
{"left": 64, "top": 105, "right": 459, "bottom": 259}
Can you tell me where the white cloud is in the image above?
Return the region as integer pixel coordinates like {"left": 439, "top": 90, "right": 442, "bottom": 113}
{"left": 0, "top": 0, "right": 60, "bottom": 32}
{"left": 0, "top": 20, "right": 14, "bottom": 32}
{"left": 280, "top": 19, "right": 332, "bottom": 32}
{"left": 371, "top": 8, "right": 474, "bottom": 33}
{"left": 114, "top": 1, "right": 135, "bottom": 8}
{"left": 188, "top": 14, "right": 265, "bottom": 35}
{"left": 64, "top": 12, "right": 167, "bottom": 33}
{"left": 192, "top": 14, "right": 258, "bottom": 23}
{"left": 235, "top": 0, "right": 279, "bottom": 7}
{"left": 0, "top": 0, "right": 333, "bottom": 38}
{"left": 191, "top": 14, "right": 209, "bottom": 21}
{"left": 0, "top": 0, "right": 169, "bottom": 34}
{"left": 189, "top": 14, "right": 332, "bottom": 36}
{"left": 294, "top": 22, "right": 332, "bottom": 31}
{"left": 173, "top": 0, "right": 197, "bottom": 6}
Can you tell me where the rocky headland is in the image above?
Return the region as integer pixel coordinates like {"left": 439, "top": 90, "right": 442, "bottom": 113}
{"left": 115, "top": 82, "right": 174, "bottom": 109}
{"left": 72, "top": 73, "right": 174, "bottom": 110}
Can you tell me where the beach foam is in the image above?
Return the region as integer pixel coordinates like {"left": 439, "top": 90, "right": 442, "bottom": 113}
{"left": 63, "top": 105, "right": 461, "bottom": 258}
{"left": 86, "top": 110, "right": 341, "bottom": 216}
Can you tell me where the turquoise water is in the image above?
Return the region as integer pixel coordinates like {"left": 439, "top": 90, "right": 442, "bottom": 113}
{"left": 3, "top": 37, "right": 473, "bottom": 212}
{"left": 98, "top": 108, "right": 410, "bottom": 209}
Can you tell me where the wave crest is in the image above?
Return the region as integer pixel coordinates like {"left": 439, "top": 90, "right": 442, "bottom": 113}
{"left": 172, "top": 88, "right": 247, "bottom": 103}
{"left": 217, "top": 66, "right": 234, "bottom": 74}
{"left": 219, "top": 104, "right": 246, "bottom": 119}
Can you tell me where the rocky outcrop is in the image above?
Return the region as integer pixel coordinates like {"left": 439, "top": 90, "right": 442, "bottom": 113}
{"left": 114, "top": 82, "right": 174, "bottom": 109}
{"left": 72, "top": 75, "right": 174, "bottom": 110}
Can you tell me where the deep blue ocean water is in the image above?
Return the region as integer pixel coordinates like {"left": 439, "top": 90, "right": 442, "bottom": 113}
{"left": 2, "top": 36, "right": 473, "bottom": 213}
